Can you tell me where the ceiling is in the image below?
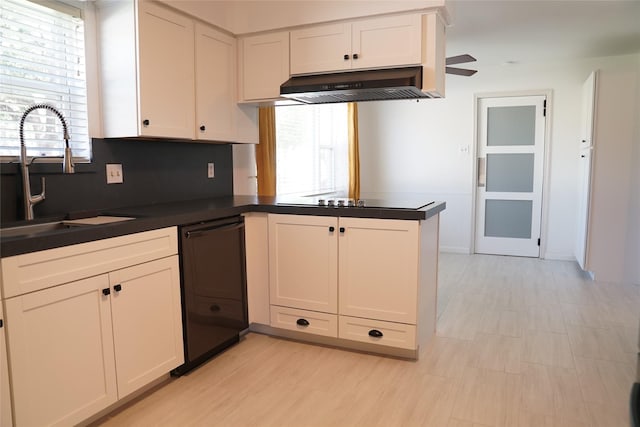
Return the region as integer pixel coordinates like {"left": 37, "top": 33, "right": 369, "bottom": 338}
{"left": 446, "top": 0, "right": 640, "bottom": 67}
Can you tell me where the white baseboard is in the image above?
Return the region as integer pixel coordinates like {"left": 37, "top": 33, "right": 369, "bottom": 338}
{"left": 542, "top": 252, "right": 577, "bottom": 261}
{"left": 440, "top": 246, "right": 471, "bottom": 254}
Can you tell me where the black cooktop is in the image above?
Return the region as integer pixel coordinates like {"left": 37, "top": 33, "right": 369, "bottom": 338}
{"left": 276, "top": 196, "right": 434, "bottom": 210}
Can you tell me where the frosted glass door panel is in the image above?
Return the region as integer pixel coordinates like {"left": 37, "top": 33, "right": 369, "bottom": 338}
{"left": 485, "top": 200, "right": 533, "bottom": 238}
{"left": 486, "top": 153, "right": 534, "bottom": 192}
{"left": 487, "top": 106, "right": 536, "bottom": 146}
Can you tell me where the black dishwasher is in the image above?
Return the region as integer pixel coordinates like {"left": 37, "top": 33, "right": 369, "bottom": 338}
{"left": 172, "top": 216, "right": 248, "bottom": 375}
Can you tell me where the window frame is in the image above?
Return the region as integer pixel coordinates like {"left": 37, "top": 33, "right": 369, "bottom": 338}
{"left": 0, "top": 0, "right": 100, "bottom": 165}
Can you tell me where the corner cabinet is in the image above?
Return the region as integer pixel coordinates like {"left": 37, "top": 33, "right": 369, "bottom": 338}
{"left": 98, "top": 0, "right": 258, "bottom": 143}
{"left": 0, "top": 227, "right": 183, "bottom": 427}
{"left": 238, "top": 31, "right": 290, "bottom": 102}
{"left": 266, "top": 214, "right": 439, "bottom": 355}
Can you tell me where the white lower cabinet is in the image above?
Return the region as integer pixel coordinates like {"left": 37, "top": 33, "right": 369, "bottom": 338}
{"left": 0, "top": 227, "right": 183, "bottom": 427}
{"left": 109, "top": 256, "right": 184, "bottom": 399}
{"left": 267, "top": 214, "right": 435, "bottom": 353}
{"left": 0, "top": 301, "right": 13, "bottom": 427}
{"left": 338, "top": 316, "right": 416, "bottom": 350}
{"left": 5, "top": 274, "right": 118, "bottom": 427}
{"left": 270, "top": 306, "right": 338, "bottom": 338}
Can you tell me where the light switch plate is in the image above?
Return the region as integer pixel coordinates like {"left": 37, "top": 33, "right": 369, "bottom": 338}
{"left": 106, "top": 164, "right": 123, "bottom": 184}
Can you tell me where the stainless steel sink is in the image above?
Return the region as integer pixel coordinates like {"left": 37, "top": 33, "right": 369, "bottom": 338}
{"left": 1, "top": 221, "right": 89, "bottom": 238}
{"left": 1, "top": 216, "right": 135, "bottom": 239}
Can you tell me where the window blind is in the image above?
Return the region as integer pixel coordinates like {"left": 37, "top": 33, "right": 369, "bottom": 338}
{"left": 0, "top": 0, "right": 91, "bottom": 160}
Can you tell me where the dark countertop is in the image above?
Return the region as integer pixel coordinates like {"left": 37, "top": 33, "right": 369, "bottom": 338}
{"left": 1, "top": 195, "right": 446, "bottom": 258}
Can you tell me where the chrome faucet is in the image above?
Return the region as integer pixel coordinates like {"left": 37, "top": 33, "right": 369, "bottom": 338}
{"left": 19, "top": 103, "right": 74, "bottom": 220}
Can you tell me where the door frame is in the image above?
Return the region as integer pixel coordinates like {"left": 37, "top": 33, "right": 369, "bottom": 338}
{"left": 470, "top": 90, "right": 553, "bottom": 258}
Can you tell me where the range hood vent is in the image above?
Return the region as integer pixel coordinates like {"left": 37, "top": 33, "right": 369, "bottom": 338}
{"left": 280, "top": 66, "right": 434, "bottom": 104}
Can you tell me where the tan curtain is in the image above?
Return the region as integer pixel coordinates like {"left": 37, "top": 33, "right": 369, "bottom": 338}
{"left": 348, "top": 102, "right": 360, "bottom": 200}
{"left": 256, "top": 106, "right": 277, "bottom": 196}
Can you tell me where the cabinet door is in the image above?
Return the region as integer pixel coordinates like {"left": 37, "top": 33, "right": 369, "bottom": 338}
{"left": 195, "top": 23, "right": 236, "bottom": 142}
{"left": 268, "top": 214, "right": 338, "bottom": 313}
{"left": 109, "top": 256, "right": 184, "bottom": 398}
{"left": 0, "top": 303, "right": 12, "bottom": 427}
{"left": 338, "top": 218, "right": 419, "bottom": 324}
{"left": 351, "top": 14, "right": 422, "bottom": 70}
{"left": 138, "top": 1, "right": 195, "bottom": 139}
{"left": 4, "top": 275, "right": 117, "bottom": 427}
{"left": 240, "top": 32, "right": 290, "bottom": 101}
{"left": 290, "top": 23, "right": 351, "bottom": 75}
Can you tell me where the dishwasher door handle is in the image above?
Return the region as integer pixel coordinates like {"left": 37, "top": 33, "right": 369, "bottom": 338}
{"left": 185, "top": 222, "right": 243, "bottom": 239}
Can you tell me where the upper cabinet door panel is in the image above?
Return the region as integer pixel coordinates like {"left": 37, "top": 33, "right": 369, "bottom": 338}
{"left": 195, "top": 23, "right": 236, "bottom": 141}
{"left": 290, "top": 23, "right": 351, "bottom": 75}
{"left": 240, "top": 32, "right": 290, "bottom": 101}
{"left": 351, "top": 14, "right": 422, "bottom": 70}
{"left": 138, "top": 2, "right": 195, "bottom": 139}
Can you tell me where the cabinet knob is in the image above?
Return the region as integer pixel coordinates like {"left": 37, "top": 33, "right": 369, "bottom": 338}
{"left": 296, "top": 318, "right": 310, "bottom": 327}
{"left": 581, "top": 139, "right": 586, "bottom": 143}
{"left": 143, "top": 119, "right": 150, "bottom": 127}
{"left": 343, "top": 54, "right": 350, "bottom": 60}
{"left": 581, "top": 154, "right": 586, "bottom": 158}
{"left": 210, "top": 304, "right": 221, "bottom": 312}
{"left": 102, "top": 288, "right": 111, "bottom": 296}
{"left": 200, "top": 125, "right": 206, "bottom": 132}
{"left": 114, "top": 284, "right": 122, "bottom": 292}
{"left": 353, "top": 53, "right": 359, "bottom": 60}
{"left": 329, "top": 226, "right": 335, "bottom": 232}
{"left": 0, "top": 319, "right": 3, "bottom": 328}
{"left": 368, "top": 329, "right": 383, "bottom": 338}
{"left": 339, "top": 227, "right": 345, "bottom": 233}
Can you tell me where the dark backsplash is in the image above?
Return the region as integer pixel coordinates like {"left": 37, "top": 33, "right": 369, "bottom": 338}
{"left": 1, "top": 138, "right": 233, "bottom": 224}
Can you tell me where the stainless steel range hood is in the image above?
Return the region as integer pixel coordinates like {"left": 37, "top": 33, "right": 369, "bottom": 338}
{"left": 280, "top": 66, "right": 436, "bottom": 104}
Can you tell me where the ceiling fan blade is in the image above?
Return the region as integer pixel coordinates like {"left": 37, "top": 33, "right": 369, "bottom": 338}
{"left": 446, "top": 54, "right": 477, "bottom": 65}
{"left": 446, "top": 67, "right": 478, "bottom": 76}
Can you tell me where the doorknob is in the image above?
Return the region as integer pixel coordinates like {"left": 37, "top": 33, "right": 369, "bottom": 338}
{"left": 477, "top": 157, "right": 486, "bottom": 187}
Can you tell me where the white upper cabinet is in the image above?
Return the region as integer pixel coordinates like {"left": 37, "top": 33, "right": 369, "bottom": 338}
{"left": 195, "top": 23, "right": 236, "bottom": 141}
{"left": 137, "top": 2, "right": 195, "bottom": 139}
{"left": 98, "top": 1, "right": 257, "bottom": 142}
{"left": 98, "top": 1, "right": 195, "bottom": 139}
{"left": 238, "top": 31, "right": 290, "bottom": 102}
{"left": 290, "top": 14, "right": 422, "bottom": 75}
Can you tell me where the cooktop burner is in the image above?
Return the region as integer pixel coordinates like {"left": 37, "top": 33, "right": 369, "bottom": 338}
{"left": 276, "top": 196, "right": 434, "bottom": 210}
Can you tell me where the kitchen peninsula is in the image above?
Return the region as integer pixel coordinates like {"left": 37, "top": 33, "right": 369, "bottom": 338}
{"left": 0, "top": 196, "right": 444, "bottom": 426}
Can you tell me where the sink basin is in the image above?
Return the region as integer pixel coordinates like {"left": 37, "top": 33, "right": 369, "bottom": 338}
{"left": 1, "top": 216, "right": 135, "bottom": 239}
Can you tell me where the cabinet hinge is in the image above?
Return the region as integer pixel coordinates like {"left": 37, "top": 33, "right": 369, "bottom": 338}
{"left": 537, "top": 238, "right": 541, "bottom": 246}
{"left": 543, "top": 100, "right": 547, "bottom": 117}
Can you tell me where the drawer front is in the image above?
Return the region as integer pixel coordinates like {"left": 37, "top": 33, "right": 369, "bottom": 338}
{"left": 1, "top": 227, "right": 178, "bottom": 298}
{"left": 338, "top": 316, "right": 416, "bottom": 350}
{"left": 270, "top": 305, "right": 338, "bottom": 338}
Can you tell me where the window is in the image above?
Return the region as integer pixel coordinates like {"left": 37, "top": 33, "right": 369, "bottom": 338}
{"left": 276, "top": 104, "right": 348, "bottom": 196}
{"left": 0, "top": 0, "right": 91, "bottom": 161}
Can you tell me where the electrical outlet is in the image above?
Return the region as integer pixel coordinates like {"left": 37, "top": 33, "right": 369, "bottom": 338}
{"left": 207, "top": 162, "right": 215, "bottom": 179}
{"left": 106, "top": 164, "right": 123, "bottom": 184}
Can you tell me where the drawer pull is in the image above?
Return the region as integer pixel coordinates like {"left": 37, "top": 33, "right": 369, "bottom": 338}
{"left": 296, "top": 318, "right": 310, "bottom": 327}
{"left": 210, "top": 304, "right": 221, "bottom": 312}
{"left": 114, "top": 284, "right": 122, "bottom": 292}
{"left": 368, "top": 329, "right": 383, "bottom": 338}
{"left": 102, "top": 288, "right": 110, "bottom": 296}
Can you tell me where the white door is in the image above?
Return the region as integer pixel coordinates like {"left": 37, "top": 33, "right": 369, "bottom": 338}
{"left": 475, "top": 95, "right": 546, "bottom": 257}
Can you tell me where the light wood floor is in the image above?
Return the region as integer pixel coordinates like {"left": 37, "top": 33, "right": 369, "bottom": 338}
{"left": 95, "top": 254, "right": 639, "bottom": 427}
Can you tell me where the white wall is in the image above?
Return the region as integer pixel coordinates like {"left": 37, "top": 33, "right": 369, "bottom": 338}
{"left": 357, "top": 53, "right": 640, "bottom": 266}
